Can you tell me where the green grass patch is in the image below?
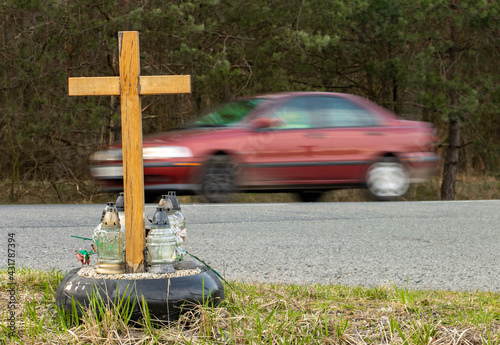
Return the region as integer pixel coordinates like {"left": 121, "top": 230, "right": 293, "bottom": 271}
{"left": 1, "top": 268, "right": 500, "bottom": 344}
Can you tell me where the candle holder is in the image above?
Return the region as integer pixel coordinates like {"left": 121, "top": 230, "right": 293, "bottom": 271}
{"left": 159, "top": 193, "right": 187, "bottom": 259}
{"left": 146, "top": 207, "right": 177, "bottom": 273}
{"left": 93, "top": 202, "right": 125, "bottom": 274}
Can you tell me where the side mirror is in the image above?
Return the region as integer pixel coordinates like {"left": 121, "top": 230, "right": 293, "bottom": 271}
{"left": 250, "top": 118, "right": 283, "bottom": 130}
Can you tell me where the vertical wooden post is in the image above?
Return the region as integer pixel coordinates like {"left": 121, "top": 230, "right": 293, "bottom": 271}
{"left": 119, "top": 31, "right": 145, "bottom": 273}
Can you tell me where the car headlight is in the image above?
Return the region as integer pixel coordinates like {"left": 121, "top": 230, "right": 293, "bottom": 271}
{"left": 91, "top": 146, "right": 193, "bottom": 161}
{"left": 143, "top": 146, "right": 193, "bottom": 159}
{"left": 91, "top": 149, "right": 122, "bottom": 161}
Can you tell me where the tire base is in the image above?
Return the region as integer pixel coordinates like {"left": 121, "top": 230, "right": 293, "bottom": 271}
{"left": 55, "top": 263, "right": 224, "bottom": 322}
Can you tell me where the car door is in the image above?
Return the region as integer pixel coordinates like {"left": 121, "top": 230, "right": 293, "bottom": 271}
{"left": 308, "top": 96, "right": 381, "bottom": 182}
{"left": 244, "top": 96, "right": 324, "bottom": 185}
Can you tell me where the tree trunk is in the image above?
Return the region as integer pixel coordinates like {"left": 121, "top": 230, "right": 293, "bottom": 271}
{"left": 441, "top": 7, "right": 460, "bottom": 200}
{"left": 441, "top": 117, "right": 460, "bottom": 199}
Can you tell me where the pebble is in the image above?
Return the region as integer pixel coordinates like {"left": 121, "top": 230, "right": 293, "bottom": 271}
{"left": 77, "top": 265, "right": 201, "bottom": 280}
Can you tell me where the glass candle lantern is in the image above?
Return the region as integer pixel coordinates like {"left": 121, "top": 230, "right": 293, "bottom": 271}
{"left": 168, "top": 191, "right": 186, "bottom": 235}
{"left": 159, "top": 194, "right": 186, "bottom": 258}
{"left": 159, "top": 196, "right": 180, "bottom": 232}
{"left": 146, "top": 207, "right": 177, "bottom": 266}
{"left": 115, "top": 192, "right": 125, "bottom": 227}
{"left": 93, "top": 202, "right": 125, "bottom": 265}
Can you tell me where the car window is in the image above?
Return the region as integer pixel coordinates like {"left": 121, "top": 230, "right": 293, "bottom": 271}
{"left": 192, "top": 98, "right": 264, "bottom": 127}
{"left": 311, "top": 96, "right": 377, "bottom": 128}
{"left": 271, "top": 97, "right": 312, "bottom": 129}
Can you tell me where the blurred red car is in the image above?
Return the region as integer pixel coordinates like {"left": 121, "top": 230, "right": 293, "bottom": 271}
{"left": 90, "top": 92, "right": 440, "bottom": 202}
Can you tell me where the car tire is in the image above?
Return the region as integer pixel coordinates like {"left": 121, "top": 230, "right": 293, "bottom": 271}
{"left": 297, "top": 191, "right": 324, "bottom": 202}
{"left": 200, "top": 155, "right": 237, "bottom": 203}
{"left": 366, "top": 157, "right": 409, "bottom": 201}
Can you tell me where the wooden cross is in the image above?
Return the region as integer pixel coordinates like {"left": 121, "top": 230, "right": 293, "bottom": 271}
{"left": 69, "top": 31, "right": 191, "bottom": 273}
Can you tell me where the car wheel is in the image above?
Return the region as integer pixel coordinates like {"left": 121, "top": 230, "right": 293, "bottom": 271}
{"left": 200, "top": 155, "right": 237, "bottom": 203}
{"left": 366, "top": 157, "right": 409, "bottom": 201}
{"left": 297, "top": 191, "right": 324, "bottom": 202}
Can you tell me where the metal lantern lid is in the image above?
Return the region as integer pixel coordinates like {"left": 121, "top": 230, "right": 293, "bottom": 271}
{"left": 115, "top": 192, "right": 124, "bottom": 212}
{"left": 102, "top": 204, "right": 121, "bottom": 230}
{"left": 151, "top": 207, "right": 170, "bottom": 228}
{"left": 158, "top": 196, "right": 174, "bottom": 214}
{"left": 101, "top": 202, "right": 118, "bottom": 221}
{"left": 167, "top": 191, "right": 181, "bottom": 211}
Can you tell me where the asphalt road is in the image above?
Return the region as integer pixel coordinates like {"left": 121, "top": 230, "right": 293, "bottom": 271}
{"left": 1, "top": 200, "right": 499, "bottom": 291}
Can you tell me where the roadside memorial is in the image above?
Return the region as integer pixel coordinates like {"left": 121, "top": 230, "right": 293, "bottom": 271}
{"left": 55, "top": 31, "right": 224, "bottom": 321}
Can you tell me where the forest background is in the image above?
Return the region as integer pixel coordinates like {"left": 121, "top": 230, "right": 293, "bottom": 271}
{"left": 1, "top": 0, "right": 499, "bottom": 203}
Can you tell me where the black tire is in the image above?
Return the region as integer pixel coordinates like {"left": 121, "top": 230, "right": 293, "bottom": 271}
{"left": 200, "top": 155, "right": 237, "bottom": 203}
{"left": 297, "top": 191, "right": 324, "bottom": 202}
{"left": 55, "top": 264, "right": 224, "bottom": 322}
{"left": 366, "top": 157, "right": 409, "bottom": 201}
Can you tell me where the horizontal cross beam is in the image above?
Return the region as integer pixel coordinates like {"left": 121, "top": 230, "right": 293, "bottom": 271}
{"left": 68, "top": 75, "right": 191, "bottom": 96}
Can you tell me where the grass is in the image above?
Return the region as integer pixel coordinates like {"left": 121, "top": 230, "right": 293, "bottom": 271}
{"left": 1, "top": 174, "right": 499, "bottom": 204}
{"left": 1, "top": 268, "right": 500, "bottom": 344}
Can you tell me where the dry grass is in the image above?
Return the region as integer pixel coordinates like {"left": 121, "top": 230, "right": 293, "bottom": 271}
{"left": 1, "top": 269, "right": 500, "bottom": 344}
{"left": 0, "top": 179, "right": 111, "bottom": 204}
